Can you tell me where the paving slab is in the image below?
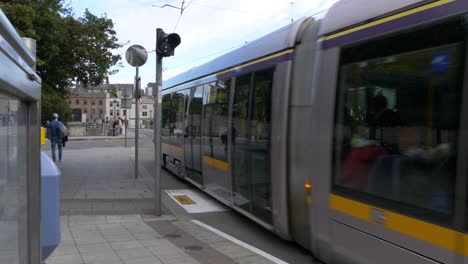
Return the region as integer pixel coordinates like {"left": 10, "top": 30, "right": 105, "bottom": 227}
{"left": 45, "top": 215, "right": 281, "bottom": 264}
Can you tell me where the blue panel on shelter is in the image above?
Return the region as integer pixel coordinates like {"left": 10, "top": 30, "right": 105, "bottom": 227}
{"left": 40, "top": 152, "right": 61, "bottom": 260}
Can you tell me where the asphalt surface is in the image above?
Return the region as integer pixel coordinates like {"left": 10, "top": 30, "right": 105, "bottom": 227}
{"left": 42, "top": 134, "right": 318, "bottom": 264}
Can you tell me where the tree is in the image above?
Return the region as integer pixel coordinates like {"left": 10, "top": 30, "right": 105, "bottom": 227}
{"left": 0, "top": 0, "right": 122, "bottom": 123}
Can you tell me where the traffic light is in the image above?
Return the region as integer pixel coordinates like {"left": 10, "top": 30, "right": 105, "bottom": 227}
{"left": 156, "top": 28, "right": 181, "bottom": 57}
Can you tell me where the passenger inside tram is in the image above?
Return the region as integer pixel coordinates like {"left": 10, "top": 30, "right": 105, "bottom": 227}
{"left": 335, "top": 42, "right": 462, "bottom": 219}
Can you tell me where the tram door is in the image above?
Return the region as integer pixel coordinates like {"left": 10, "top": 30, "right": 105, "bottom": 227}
{"left": 232, "top": 68, "right": 274, "bottom": 223}
{"left": 184, "top": 86, "right": 204, "bottom": 185}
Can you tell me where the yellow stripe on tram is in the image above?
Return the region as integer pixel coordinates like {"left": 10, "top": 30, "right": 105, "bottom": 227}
{"left": 203, "top": 156, "right": 229, "bottom": 172}
{"left": 319, "top": 0, "right": 455, "bottom": 42}
{"left": 217, "top": 49, "right": 294, "bottom": 76}
{"left": 330, "top": 194, "right": 468, "bottom": 255}
{"left": 162, "top": 143, "right": 183, "bottom": 153}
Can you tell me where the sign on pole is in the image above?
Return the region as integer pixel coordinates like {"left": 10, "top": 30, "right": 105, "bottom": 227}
{"left": 125, "top": 44, "right": 148, "bottom": 179}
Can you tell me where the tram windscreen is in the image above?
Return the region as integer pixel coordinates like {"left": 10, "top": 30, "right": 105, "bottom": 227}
{"left": 333, "top": 40, "right": 464, "bottom": 224}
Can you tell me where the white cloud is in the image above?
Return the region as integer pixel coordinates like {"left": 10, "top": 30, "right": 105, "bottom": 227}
{"left": 70, "top": 0, "right": 339, "bottom": 86}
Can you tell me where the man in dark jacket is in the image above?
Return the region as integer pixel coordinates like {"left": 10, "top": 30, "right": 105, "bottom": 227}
{"left": 48, "top": 113, "right": 65, "bottom": 162}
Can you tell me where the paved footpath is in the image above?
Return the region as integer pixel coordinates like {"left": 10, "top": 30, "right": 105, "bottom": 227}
{"left": 46, "top": 214, "right": 275, "bottom": 264}
{"left": 43, "top": 141, "right": 280, "bottom": 264}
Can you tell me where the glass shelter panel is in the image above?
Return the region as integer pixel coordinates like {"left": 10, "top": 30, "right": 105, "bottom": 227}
{"left": 0, "top": 94, "right": 28, "bottom": 264}
{"left": 184, "top": 86, "right": 204, "bottom": 185}
{"left": 232, "top": 68, "right": 274, "bottom": 223}
{"left": 333, "top": 19, "right": 466, "bottom": 227}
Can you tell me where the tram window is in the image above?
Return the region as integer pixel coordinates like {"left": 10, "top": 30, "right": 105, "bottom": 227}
{"left": 232, "top": 73, "right": 253, "bottom": 213}
{"left": 203, "top": 80, "right": 230, "bottom": 161}
{"left": 232, "top": 68, "right": 275, "bottom": 224}
{"left": 333, "top": 18, "right": 466, "bottom": 226}
{"left": 162, "top": 94, "right": 172, "bottom": 142}
{"left": 250, "top": 68, "right": 274, "bottom": 223}
{"left": 173, "top": 90, "right": 185, "bottom": 147}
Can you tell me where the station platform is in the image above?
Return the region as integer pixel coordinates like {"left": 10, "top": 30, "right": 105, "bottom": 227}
{"left": 45, "top": 214, "right": 276, "bottom": 264}
{"left": 41, "top": 136, "right": 312, "bottom": 264}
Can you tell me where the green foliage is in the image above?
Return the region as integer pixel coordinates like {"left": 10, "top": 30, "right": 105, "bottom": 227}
{"left": 0, "top": 0, "right": 122, "bottom": 122}
{"left": 41, "top": 86, "right": 71, "bottom": 125}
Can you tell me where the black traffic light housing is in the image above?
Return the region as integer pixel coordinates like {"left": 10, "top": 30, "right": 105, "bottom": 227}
{"left": 156, "top": 28, "right": 181, "bottom": 57}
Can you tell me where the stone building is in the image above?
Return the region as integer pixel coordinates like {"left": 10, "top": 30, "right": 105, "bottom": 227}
{"left": 68, "top": 84, "right": 133, "bottom": 123}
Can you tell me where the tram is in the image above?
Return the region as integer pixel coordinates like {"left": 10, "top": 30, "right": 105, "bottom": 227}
{"left": 0, "top": 10, "right": 42, "bottom": 263}
{"left": 162, "top": 0, "right": 468, "bottom": 263}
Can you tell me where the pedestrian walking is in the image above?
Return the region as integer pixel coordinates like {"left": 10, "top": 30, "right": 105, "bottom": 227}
{"left": 48, "top": 113, "right": 67, "bottom": 162}
{"left": 112, "top": 119, "right": 118, "bottom": 136}
{"left": 117, "top": 118, "right": 123, "bottom": 136}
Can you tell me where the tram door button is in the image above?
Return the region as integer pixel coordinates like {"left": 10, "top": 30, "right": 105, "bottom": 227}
{"left": 370, "top": 209, "right": 386, "bottom": 225}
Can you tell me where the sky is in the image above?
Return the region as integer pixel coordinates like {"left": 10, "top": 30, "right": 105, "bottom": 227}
{"left": 68, "top": 0, "right": 339, "bottom": 88}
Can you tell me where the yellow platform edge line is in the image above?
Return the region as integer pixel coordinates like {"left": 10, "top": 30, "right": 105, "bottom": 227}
{"left": 330, "top": 194, "right": 468, "bottom": 255}
{"left": 320, "top": 0, "right": 454, "bottom": 42}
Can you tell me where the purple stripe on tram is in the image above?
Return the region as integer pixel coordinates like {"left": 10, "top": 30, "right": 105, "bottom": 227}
{"left": 167, "top": 52, "right": 293, "bottom": 92}
{"left": 321, "top": 0, "right": 468, "bottom": 49}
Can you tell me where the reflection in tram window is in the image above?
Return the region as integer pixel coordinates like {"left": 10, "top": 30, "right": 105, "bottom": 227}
{"left": 232, "top": 74, "right": 253, "bottom": 212}
{"left": 202, "top": 80, "right": 231, "bottom": 201}
{"left": 172, "top": 90, "right": 185, "bottom": 147}
{"left": 333, "top": 23, "right": 464, "bottom": 225}
{"left": 162, "top": 94, "right": 172, "bottom": 144}
{"left": 232, "top": 68, "right": 274, "bottom": 223}
{"left": 203, "top": 80, "right": 230, "bottom": 161}
{"left": 184, "top": 86, "right": 204, "bottom": 185}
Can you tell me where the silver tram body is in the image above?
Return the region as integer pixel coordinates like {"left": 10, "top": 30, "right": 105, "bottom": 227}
{"left": 0, "top": 10, "right": 42, "bottom": 264}
{"left": 162, "top": 0, "right": 468, "bottom": 263}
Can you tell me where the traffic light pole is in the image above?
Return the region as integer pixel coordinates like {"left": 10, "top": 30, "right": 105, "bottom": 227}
{"left": 154, "top": 52, "right": 163, "bottom": 216}
{"left": 135, "top": 67, "right": 140, "bottom": 179}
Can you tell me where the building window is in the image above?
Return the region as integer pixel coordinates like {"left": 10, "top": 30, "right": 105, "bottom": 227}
{"left": 92, "top": 109, "right": 95, "bottom": 114}
{"left": 110, "top": 111, "right": 113, "bottom": 116}
{"left": 76, "top": 99, "right": 79, "bottom": 104}
{"left": 117, "top": 110, "right": 120, "bottom": 116}
{"left": 99, "top": 110, "right": 103, "bottom": 114}
{"left": 83, "top": 109, "right": 87, "bottom": 113}
{"left": 142, "top": 111, "right": 147, "bottom": 116}
{"left": 68, "top": 100, "right": 72, "bottom": 104}
{"left": 142, "top": 105, "right": 147, "bottom": 109}
{"left": 91, "top": 100, "right": 95, "bottom": 105}
{"left": 109, "top": 102, "right": 113, "bottom": 107}
{"left": 84, "top": 100, "right": 87, "bottom": 105}
{"left": 99, "top": 100, "right": 103, "bottom": 105}
{"left": 123, "top": 110, "right": 127, "bottom": 116}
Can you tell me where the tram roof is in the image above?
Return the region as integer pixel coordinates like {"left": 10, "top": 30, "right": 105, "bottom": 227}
{"left": 163, "top": 17, "right": 310, "bottom": 89}
{"left": 319, "top": 0, "right": 429, "bottom": 36}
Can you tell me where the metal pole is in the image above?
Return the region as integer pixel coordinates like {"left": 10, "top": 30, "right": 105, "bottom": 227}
{"left": 125, "top": 117, "right": 127, "bottom": 147}
{"left": 135, "top": 67, "right": 140, "bottom": 179}
{"left": 154, "top": 30, "right": 163, "bottom": 215}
